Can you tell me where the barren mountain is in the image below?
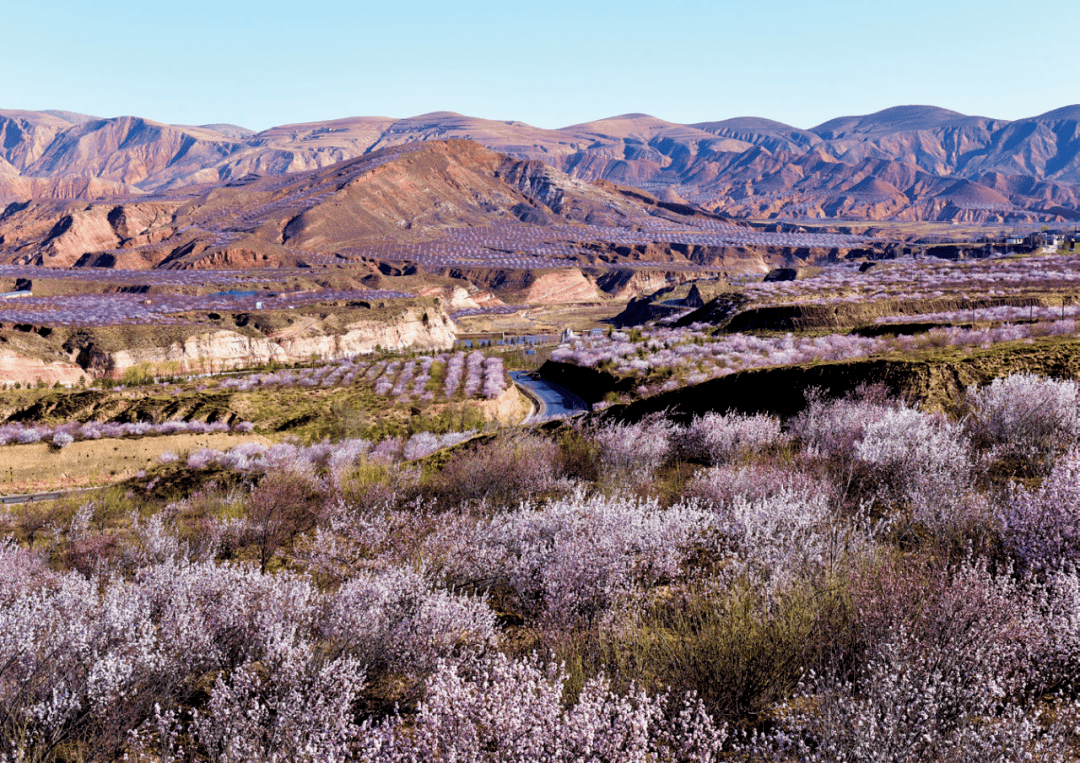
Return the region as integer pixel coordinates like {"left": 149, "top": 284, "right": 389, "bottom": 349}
{"left": 2, "top": 139, "right": 841, "bottom": 274}
{"left": 3, "top": 104, "right": 1080, "bottom": 222}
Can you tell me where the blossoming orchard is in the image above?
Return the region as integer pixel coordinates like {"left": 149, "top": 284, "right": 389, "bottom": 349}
{"left": 8, "top": 231, "right": 1080, "bottom": 761}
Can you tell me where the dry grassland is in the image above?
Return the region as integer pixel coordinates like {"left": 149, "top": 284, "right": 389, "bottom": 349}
{"left": 456, "top": 303, "right": 620, "bottom": 335}
{"left": 0, "top": 432, "right": 269, "bottom": 495}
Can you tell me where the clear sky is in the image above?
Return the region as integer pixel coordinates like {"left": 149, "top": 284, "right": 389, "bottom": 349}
{"left": 4, "top": 0, "right": 1078, "bottom": 131}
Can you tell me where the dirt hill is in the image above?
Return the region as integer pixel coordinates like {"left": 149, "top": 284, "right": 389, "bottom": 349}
{"left": 3, "top": 139, "right": 823, "bottom": 276}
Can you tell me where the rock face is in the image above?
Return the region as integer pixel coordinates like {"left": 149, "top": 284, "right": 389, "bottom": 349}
{"left": 519, "top": 270, "right": 601, "bottom": 303}
{"left": 104, "top": 307, "right": 457, "bottom": 375}
{"left": 763, "top": 267, "right": 817, "bottom": 282}
{"left": 0, "top": 304, "right": 457, "bottom": 385}
{"left": 0, "top": 347, "right": 86, "bottom": 386}
{"left": 4, "top": 105, "right": 1080, "bottom": 222}
{"left": 593, "top": 269, "right": 698, "bottom": 299}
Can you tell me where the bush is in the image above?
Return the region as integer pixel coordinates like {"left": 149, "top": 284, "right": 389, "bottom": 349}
{"left": 744, "top": 557, "right": 1066, "bottom": 761}
{"left": 1003, "top": 447, "right": 1080, "bottom": 572}
{"left": 676, "top": 411, "right": 787, "bottom": 465}
{"left": 51, "top": 431, "right": 74, "bottom": 449}
{"left": 431, "top": 432, "right": 558, "bottom": 506}
{"left": 589, "top": 416, "right": 676, "bottom": 487}
{"left": 436, "top": 489, "right": 714, "bottom": 628}
{"left": 788, "top": 390, "right": 897, "bottom": 462}
{"left": 320, "top": 566, "right": 497, "bottom": 676}
{"left": 965, "top": 373, "right": 1080, "bottom": 473}
{"left": 686, "top": 463, "right": 833, "bottom": 510}
{"left": 854, "top": 406, "right": 980, "bottom": 532}
{"left": 160, "top": 624, "right": 365, "bottom": 763}
{"left": 361, "top": 653, "right": 728, "bottom": 763}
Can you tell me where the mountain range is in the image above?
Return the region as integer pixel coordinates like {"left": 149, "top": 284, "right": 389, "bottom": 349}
{"left": 5, "top": 139, "right": 841, "bottom": 274}
{"left": 3, "top": 105, "right": 1080, "bottom": 223}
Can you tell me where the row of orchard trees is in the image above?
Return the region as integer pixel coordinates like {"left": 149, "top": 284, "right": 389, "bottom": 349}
{"left": 213, "top": 350, "right": 508, "bottom": 402}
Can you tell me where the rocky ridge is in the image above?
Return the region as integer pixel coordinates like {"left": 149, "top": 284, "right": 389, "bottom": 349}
{"left": 0, "top": 302, "right": 456, "bottom": 386}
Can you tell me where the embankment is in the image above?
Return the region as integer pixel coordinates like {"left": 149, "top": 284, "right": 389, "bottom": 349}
{"left": 537, "top": 361, "right": 635, "bottom": 404}
{"left": 719, "top": 296, "right": 1051, "bottom": 333}
{"left": 0, "top": 431, "right": 269, "bottom": 495}
{"left": 591, "top": 338, "right": 1080, "bottom": 423}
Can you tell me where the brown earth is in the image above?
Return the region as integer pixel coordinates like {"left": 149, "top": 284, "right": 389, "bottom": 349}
{"left": 0, "top": 140, "right": 746, "bottom": 271}
{"left": 475, "top": 385, "right": 531, "bottom": 424}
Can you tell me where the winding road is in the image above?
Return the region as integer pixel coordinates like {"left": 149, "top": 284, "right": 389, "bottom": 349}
{"left": 510, "top": 371, "right": 591, "bottom": 423}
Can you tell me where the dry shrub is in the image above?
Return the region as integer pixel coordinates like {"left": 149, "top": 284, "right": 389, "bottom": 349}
{"left": 245, "top": 472, "right": 324, "bottom": 572}
{"left": 12, "top": 501, "right": 67, "bottom": 550}
{"left": 430, "top": 432, "right": 558, "bottom": 507}
{"left": 555, "top": 573, "right": 854, "bottom": 726}
{"left": 64, "top": 533, "right": 122, "bottom": 578}
{"left": 338, "top": 462, "right": 421, "bottom": 512}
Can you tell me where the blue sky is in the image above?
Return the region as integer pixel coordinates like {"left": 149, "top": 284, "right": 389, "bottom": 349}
{"left": 4, "top": 0, "right": 1078, "bottom": 131}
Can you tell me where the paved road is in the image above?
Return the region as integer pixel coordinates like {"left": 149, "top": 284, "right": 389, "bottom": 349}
{"left": 0, "top": 486, "right": 104, "bottom": 506}
{"left": 511, "top": 371, "right": 590, "bottom": 423}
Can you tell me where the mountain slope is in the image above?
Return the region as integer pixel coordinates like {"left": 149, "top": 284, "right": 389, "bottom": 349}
{"left": 2, "top": 140, "right": 793, "bottom": 271}
{"left": 2, "top": 105, "right": 1080, "bottom": 222}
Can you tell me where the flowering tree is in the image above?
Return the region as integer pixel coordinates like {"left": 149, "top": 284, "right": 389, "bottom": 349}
{"left": 361, "top": 653, "right": 728, "bottom": 763}
{"left": 965, "top": 373, "right": 1080, "bottom": 473}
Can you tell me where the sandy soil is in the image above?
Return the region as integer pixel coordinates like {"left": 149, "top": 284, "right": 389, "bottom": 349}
{"left": 475, "top": 385, "right": 531, "bottom": 424}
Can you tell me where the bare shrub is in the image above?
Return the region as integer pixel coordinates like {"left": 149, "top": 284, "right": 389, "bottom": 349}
{"left": 431, "top": 432, "right": 558, "bottom": 506}
{"left": 12, "top": 501, "right": 66, "bottom": 550}
{"left": 64, "top": 533, "right": 122, "bottom": 578}
{"left": 245, "top": 472, "right": 323, "bottom": 573}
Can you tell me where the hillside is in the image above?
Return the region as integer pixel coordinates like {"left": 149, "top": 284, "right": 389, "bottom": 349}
{"left": 3, "top": 105, "right": 1080, "bottom": 223}
{"left": 0, "top": 139, "right": 864, "bottom": 275}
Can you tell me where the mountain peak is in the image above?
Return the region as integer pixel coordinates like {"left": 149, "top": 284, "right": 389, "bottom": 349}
{"left": 812, "top": 105, "right": 980, "bottom": 138}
